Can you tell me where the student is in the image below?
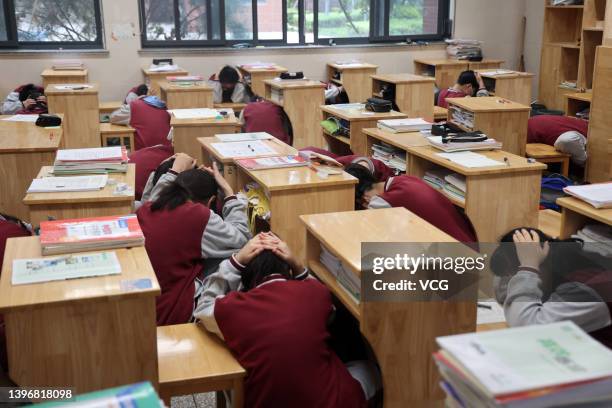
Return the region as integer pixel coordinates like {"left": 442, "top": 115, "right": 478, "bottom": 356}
{"left": 239, "top": 100, "right": 293, "bottom": 145}
{"left": 195, "top": 233, "right": 379, "bottom": 408}
{"left": 128, "top": 144, "right": 174, "bottom": 201}
{"left": 491, "top": 228, "right": 612, "bottom": 348}
{"left": 124, "top": 84, "right": 148, "bottom": 104}
{"left": 437, "top": 70, "right": 490, "bottom": 109}
{"left": 110, "top": 94, "right": 171, "bottom": 151}
{"left": 528, "top": 115, "right": 589, "bottom": 166}
{"left": 325, "top": 83, "right": 349, "bottom": 105}
{"left": 345, "top": 164, "right": 477, "bottom": 243}
{"left": 301, "top": 147, "right": 394, "bottom": 182}
{"left": 136, "top": 154, "right": 250, "bottom": 325}
{"left": 208, "top": 66, "right": 252, "bottom": 104}
{"left": 1, "top": 84, "right": 48, "bottom": 115}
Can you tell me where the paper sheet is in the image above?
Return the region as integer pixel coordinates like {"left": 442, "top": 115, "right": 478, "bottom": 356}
{"left": 148, "top": 64, "right": 180, "bottom": 72}
{"left": 479, "top": 69, "right": 516, "bottom": 76}
{"left": 211, "top": 141, "right": 276, "bottom": 158}
{"left": 54, "top": 84, "right": 93, "bottom": 90}
{"left": 12, "top": 251, "right": 121, "bottom": 285}
{"left": 216, "top": 132, "right": 273, "bottom": 142}
{"left": 477, "top": 301, "right": 506, "bottom": 324}
{"left": 1, "top": 114, "right": 39, "bottom": 122}
{"left": 56, "top": 146, "right": 123, "bottom": 162}
{"left": 27, "top": 175, "right": 108, "bottom": 193}
{"left": 436, "top": 151, "right": 504, "bottom": 168}
{"left": 170, "top": 108, "right": 219, "bottom": 119}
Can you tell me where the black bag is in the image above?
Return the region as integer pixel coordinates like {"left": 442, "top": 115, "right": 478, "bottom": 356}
{"left": 280, "top": 71, "right": 304, "bottom": 80}
{"left": 36, "top": 114, "right": 62, "bottom": 127}
{"left": 365, "top": 97, "right": 392, "bottom": 113}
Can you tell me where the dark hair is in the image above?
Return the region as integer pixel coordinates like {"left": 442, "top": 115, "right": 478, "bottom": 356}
{"left": 151, "top": 169, "right": 218, "bottom": 211}
{"left": 18, "top": 84, "right": 40, "bottom": 102}
{"left": 241, "top": 250, "right": 292, "bottom": 291}
{"left": 219, "top": 66, "right": 240, "bottom": 84}
{"left": 344, "top": 163, "right": 377, "bottom": 210}
{"left": 0, "top": 213, "right": 31, "bottom": 234}
{"left": 135, "top": 84, "right": 149, "bottom": 96}
{"left": 153, "top": 158, "right": 175, "bottom": 186}
{"left": 457, "top": 70, "right": 479, "bottom": 94}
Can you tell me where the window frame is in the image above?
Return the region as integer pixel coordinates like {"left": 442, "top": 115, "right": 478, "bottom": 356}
{"left": 0, "top": 0, "right": 104, "bottom": 50}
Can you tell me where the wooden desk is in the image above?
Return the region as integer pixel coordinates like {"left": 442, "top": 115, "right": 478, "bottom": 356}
{"left": 0, "top": 117, "right": 62, "bottom": 221}
{"left": 413, "top": 58, "right": 504, "bottom": 90}
{"left": 468, "top": 59, "right": 506, "bottom": 71}
{"left": 0, "top": 236, "right": 160, "bottom": 394}
{"left": 433, "top": 105, "right": 448, "bottom": 121}
{"left": 236, "top": 166, "right": 356, "bottom": 262}
{"left": 406, "top": 146, "right": 546, "bottom": 241}
{"left": 238, "top": 64, "right": 288, "bottom": 97}
{"left": 370, "top": 74, "right": 435, "bottom": 121}
{"left": 327, "top": 63, "right": 378, "bottom": 103}
{"left": 99, "top": 101, "right": 122, "bottom": 123}
{"left": 320, "top": 104, "right": 406, "bottom": 156}
{"left": 23, "top": 165, "right": 136, "bottom": 227}
{"left": 198, "top": 135, "right": 298, "bottom": 192}
{"left": 46, "top": 83, "right": 100, "bottom": 149}
{"left": 564, "top": 92, "right": 592, "bottom": 117}
{"left": 171, "top": 112, "right": 241, "bottom": 163}
{"left": 264, "top": 79, "right": 326, "bottom": 149}
{"left": 363, "top": 127, "right": 428, "bottom": 171}
{"left": 557, "top": 196, "right": 612, "bottom": 239}
{"left": 142, "top": 68, "right": 189, "bottom": 96}
{"left": 301, "top": 208, "right": 476, "bottom": 406}
{"left": 159, "top": 80, "right": 213, "bottom": 109}
{"left": 477, "top": 70, "right": 535, "bottom": 105}
{"left": 214, "top": 102, "right": 247, "bottom": 114}
{"left": 100, "top": 123, "right": 136, "bottom": 151}
{"left": 40, "top": 69, "right": 88, "bottom": 89}
{"left": 447, "top": 97, "right": 530, "bottom": 156}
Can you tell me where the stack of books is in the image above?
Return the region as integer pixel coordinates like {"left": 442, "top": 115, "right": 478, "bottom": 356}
{"left": 449, "top": 107, "right": 475, "bottom": 130}
{"left": 39, "top": 215, "right": 145, "bottom": 255}
{"left": 435, "top": 321, "right": 612, "bottom": 408}
{"left": 371, "top": 143, "right": 406, "bottom": 172}
{"left": 320, "top": 245, "right": 360, "bottom": 303}
{"left": 445, "top": 39, "right": 483, "bottom": 60}
{"left": 444, "top": 173, "right": 466, "bottom": 202}
{"left": 377, "top": 118, "right": 432, "bottom": 133}
{"left": 53, "top": 146, "right": 128, "bottom": 174}
{"left": 564, "top": 182, "right": 612, "bottom": 209}
{"left": 424, "top": 169, "right": 452, "bottom": 190}
{"left": 427, "top": 136, "right": 502, "bottom": 152}
{"left": 52, "top": 60, "right": 85, "bottom": 70}
{"left": 270, "top": 88, "right": 284, "bottom": 104}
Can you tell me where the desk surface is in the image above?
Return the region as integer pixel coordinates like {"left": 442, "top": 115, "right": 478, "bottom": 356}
{"left": 434, "top": 105, "right": 448, "bottom": 119}
{"left": 263, "top": 79, "right": 326, "bottom": 90}
{"left": 370, "top": 73, "right": 435, "bottom": 84}
{"left": 23, "top": 164, "right": 136, "bottom": 205}
{"left": 170, "top": 111, "right": 238, "bottom": 127}
{"left": 447, "top": 96, "right": 530, "bottom": 112}
{"left": 565, "top": 92, "right": 593, "bottom": 103}
{"left": 0, "top": 116, "right": 62, "bottom": 153}
{"left": 142, "top": 68, "right": 189, "bottom": 76}
{"left": 321, "top": 105, "right": 406, "bottom": 121}
{"left": 239, "top": 64, "right": 288, "bottom": 73}
{"left": 0, "top": 236, "right": 159, "bottom": 311}
{"left": 45, "top": 83, "right": 99, "bottom": 95}
{"left": 557, "top": 196, "right": 612, "bottom": 226}
{"left": 41, "top": 69, "right": 88, "bottom": 77}
{"left": 159, "top": 80, "right": 213, "bottom": 92}
{"left": 213, "top": 102, "right": 247, "bottom": 111}
{"left": 476, "top": 70, "right": 535, "bottom": 79}
{"left": 99, "top": 123, "right": 135, "bottom": 134}
{"left": 244, "top": 166, "right": 357, "bottom": 192}
{"left": 198, "top": 136, "right": 297, "bottom": 164}
{"left": 363, "top": 128, "right": 429, "bottom": 149}
{"left": 407, "top": 146, "right": 546, "bottom": 176}
{"left": 327, "top": 62, "right": 378, "bottom": 70}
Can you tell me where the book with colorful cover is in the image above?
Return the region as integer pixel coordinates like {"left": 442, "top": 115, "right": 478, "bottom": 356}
{"left": 236, "top": 155, "right": 308, "bottom": 170}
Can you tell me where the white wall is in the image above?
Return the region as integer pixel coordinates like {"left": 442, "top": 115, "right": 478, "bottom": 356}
{"left": 0, "top": 0, "right": 528, "bottom": 101}
{"left": 524, "top": 0, "right": 545, "bottom": 99}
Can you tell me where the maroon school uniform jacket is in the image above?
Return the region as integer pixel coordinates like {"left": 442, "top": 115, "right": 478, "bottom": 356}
{"left": 300, "top": 147, "right": 393, "bottom": 182}
{"left": 527, "top": 115, "right": 589, "bottom": 146}
{"left": 128, "top": 144, "right": 174, "bottom": 200}
{"left": 137, "top": 202, "right": 210, "bottom": 325}
{"left": 129, "top": 99, "right": 172, "bottom": 151}
{"left": 437, "top": 88, "right": 468, "bottom": 108}
{"left": 214, "top": 278, "right": 366, "bottom": 408}
{"left": 243, "top": 101, "right": 291, "bottom": 145}
{"left": 373, "top": 175, "right": 478, "bottom": 243}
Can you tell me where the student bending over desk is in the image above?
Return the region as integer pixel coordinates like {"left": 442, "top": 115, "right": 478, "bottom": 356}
{"left": 491, "top": 228, "right": 612, "bottom": 349}
{"left": 301, "top": 147, "right": 394, "bottom": 182}
{"left": 209, "top": 66, "right": 252, "bottom": 104}
{"left": 128, "top": 144, "right": 174, "bottom": 201}
{"left": 528, "top": 115, "right": 589, "bottom": 166}
{"left": 345, "top": 164, "right": 477, "bottom": 244}
{"left": 137, "top": 154, "right": 250, "bottom": 325}
{"left": 239, "top": 100, "right": 293, "bottom": 145}
{"left": 1, "top": 83, "right": 48, "bottom": 115}
{"left": 195, "top": 233, "right": 380, "bottom": 408}
{"left": 437, "top": 70, "right": 489, "bottom": 109}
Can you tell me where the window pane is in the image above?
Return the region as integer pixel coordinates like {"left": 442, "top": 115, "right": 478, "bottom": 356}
{"left": 179, "top": 0, "right": 207, "bottom": 40}
{"left": 287, "top": 0, "right": 298, "bottom": 43}
{"left": 0, "top": 0, "right": 7, "bottom": 41}
{"left": 258, "top": 0, "right": 283, "bottom": 40}
{"left": 15, "top": 0, "right": 99, "bottom": 42}
{"left": 225, "top": 0, "right": 253, "bottom": 40}
{"left": 304, "top": 0, "right": 314, "bottom": 43}
{"left": 144, "top": 0, "right": 175, "bottom": 41}
{"left": 317, "top": 0, "right": 369, "bottom": 39}
{"left": 390, "top": 0, "right": 438, "bottom": 36}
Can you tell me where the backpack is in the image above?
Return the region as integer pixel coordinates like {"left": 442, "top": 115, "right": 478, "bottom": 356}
{"left": 540, "top": 173, "right": 574, "bottom": 210}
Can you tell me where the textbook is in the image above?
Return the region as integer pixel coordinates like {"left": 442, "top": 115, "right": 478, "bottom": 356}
{"left": 32, "top": 382, "right": 163, "bottom": 408}
{"left": 54, "top": 146, "right": 128, "bottom": 174}
{"left": 216, "top": 132, "right": 274, "bottom": 142}
{"left": 436, "top": 151, "right": 504, "bottom": 168}
{"left": 211, "top": 140, "right": 276, "bottom": 158}
{"left": 40, "top": 215, "right": 145, "bottom": 255}
{"left": 427, "top": 136, "right": 502, "bottom": 152}
{"left": 377, "top": 118, "right": 432, "bottom": 133}
{"left": 27, "top": 174, "right": 108, "bottom": 193}
{"left": 564, "top": 183, "right": 612, "bottom": 209}
{"left": 170, "top": 108, "right": 219, "bottom": 120}
{"left": 236, "top": 156, "right": 308, "bottom": 171}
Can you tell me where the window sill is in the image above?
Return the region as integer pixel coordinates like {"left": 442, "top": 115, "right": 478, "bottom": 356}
{"left": 0, "top": 49, "right": 109, "bottom": 57}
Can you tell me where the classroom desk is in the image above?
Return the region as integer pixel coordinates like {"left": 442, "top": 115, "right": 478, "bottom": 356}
{"left": 46, "top": 83, "right": 100, "bottom": 149}
{"left": 413, "top": 58, "right": 504, "bottom": 90}
{"left": 100, "top": 123, "right": 136, "bottom": 151}
{"left": 214, "top": 102, "right": 247, "bottom": 115}
{"left": 236, "top": 166, "right": 357, "bottom": 262}
{"left": 142, "top": 68, "right": 189, "bottom": 96}
{"left": 363, "top": 127, "right": 428, "bottom": 157}
{"left": 320, "top": 104, "right": 406, "bottom": 156}
{"left": 433, "top": 105, "right": 448, "bottom": 121}
{"left": 40, "top": 69, "right": 88, "bottom": 89}
{"left": 446, "top": 97, "right": 530, "bottom": 156}
{"left": 564, "top": 92, "right": 592, "bottom": 117}
{"left": 557, "top": 196, "right": 612, "bottom": 239}
{"left": 301, "top": 208, "right": 477, "bottom": 406}
{"left": 23, "top": 164, "right": 136, "bottom": 227}
{"left": 406, "top": 146, "right": 546, "bottom": 242}
{"left": 198, "top": 136, "right": 298, "bottom": 192}
{"left": 159, "top": 80, "right": 214, "bottom": 109}
{"left": 99, "top": 101, "right": 122, "bottom": 122}
{"left": 0, "top": 236, "right": 160, "bottom": 394}
{"left": 370, "top": 74, "right": 435, "bottom": 120}
{"left": 477, "top": 70, "right": 535, "bottom": 106}
{"left": 171, "top": 112, "right": 241, "bottom": 164}
{"left": 327, "top": 63, "right": 378, "bottom": 103}
{"left": 0, "top": 117, "right": 62, "bottom": 221}
{"left": 238, "top": 64, "right": 288, "bottom": 97}
{"left": 264, "top": 79, "right": 326, "bottom": 149}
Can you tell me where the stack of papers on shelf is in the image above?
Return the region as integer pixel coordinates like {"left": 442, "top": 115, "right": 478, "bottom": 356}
{"left": 435, "top": 321, "right": 612, "bottom": 408}
{"left": 436, "top": 151, "right": 504, "bottom": 168}
{"left": 148, "top": 64, "right": 181, "bottom": 72}
{"left": 216, "top": 132, "right": 273, "bottom": 142}
{"left": 236, "top": 156, "right": 308, "bottom": 171}
{"left": 378, "top": 118, "right": 432, "bottom": 133}
{"left": 564, "top": 183, "right": 612, "bottom": 209}
{"left": 424, "top": 169, "right": 452, "bottom": 190}
{"left": 1, "top": 114, "right": 39, "bottom": 122}
{"left": 170, "top": 108, "right": 220, "bottom": 119}
{"left": 572, "top": 224, "right": 612, "bottom": 257}
{"left": 54, "top": 146, "right": 128, "bottom": 174}
{"left": 211, "top": 140, "right": 276, "bottom": 158}
{"left": 427, "top": 136, "right": 502, "bottom": 152}
{"left": 12, "top": 251, "right": 121, "bottom": 285}
{"left": 52, "top": 60, "right": 84, "bottom": 70}
{"left": 445, "top": 39, "right": 482, "bottom": 59}
{"left": 270, "top": 88, "right": 284, "bottom": 104}
{"left": 449, "top": 107, "right": 475, "bottom": 129}
{"left": 444, "top": 173, "right": 467, "bottom": 201}
{"left": 371, "top": 143, "right": 406, "bottom": 172}
{"left": 27, "top": 174, "right": 108, "bottom": 193}
{"left": 320, "top": 244, "right": 360, "bottom": 303}
{"left": 40, "top": 215, "right": 145, "bottom": 256}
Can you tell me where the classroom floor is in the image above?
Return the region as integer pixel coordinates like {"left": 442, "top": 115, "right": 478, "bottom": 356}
{"left": 172, "top": 393, "right": 215, "bottom": 408}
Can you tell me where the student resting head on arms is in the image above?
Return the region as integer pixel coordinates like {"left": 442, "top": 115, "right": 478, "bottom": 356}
{"left": 1, "top": 84, "right": 47, "bottom": 115}
{"left": 491, "top": 228, "right": 612, "bottom": 348}
{"left": 209, "top": 65, "right": 252, "bottom": 104}
{"left": 437, "top": 70, "right": 489, "bottom": 109}
{"left": 195, "top": 232, "right": 380, "bottom": 408}
{"left": 344, "top": 164, "right": 477, "bottom": 244}
{"left": 124, "top": 84, "right": 149, "bottom": 105}
{"left": 528, "top": 115, "right": 589, "bottom": 166}
{"left": 300, "top": 146, "right": 395, "bottom": 182}
{"left": 239, "top": 100, "right": 293, "bottom": 145}
{"left": 136, "top": 153, "right": 251, "bottom": 325}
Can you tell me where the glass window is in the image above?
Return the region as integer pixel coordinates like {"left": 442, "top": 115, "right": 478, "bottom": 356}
{"left": 258, "top": 0, "right": 283, "bottom": 40}
{"left": 144, "top": 0, "right": 175, "bottom": 41}
{"left": 179, "top": 0, "right": 208, "bottom": 40}
{"left": 317, "top": 0, "right": 370, "bottom": 39}
{"left": 0, "top": 1, "right": 7, "bottom": 41}
{"left": 225, "top": 0, "right": 253, "bottom": 40}
{"left": 390, "top": 0, "right": 438, "bottom": 36}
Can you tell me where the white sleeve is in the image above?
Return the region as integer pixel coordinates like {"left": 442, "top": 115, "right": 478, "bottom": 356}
{"left": 140, "top": 172, "right": 156, "bottom": 203}
{"left": 368, "top": 196, "right": 392, "bottom": 210}
{"left": 147, "top": 172, "right": 176, "bottom": 203}
{"left": 1, "top": 92, "right": 22, "bottom": 115}
{"left": 109, "top": 103, "right": 131, "bottom": 125}
{"left": 201, "top": 196, "right": 251, "bottom": 259}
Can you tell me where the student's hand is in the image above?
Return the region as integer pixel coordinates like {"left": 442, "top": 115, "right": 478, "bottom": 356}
{"left": 22, "top": 99, "right": 36, "bottom": 109}
{"left": 171, "top": 153, "right": 196, "bottom": 173}
{"left": 261, "top": 232, "right": 304, "bottom": 275}
{"left": 513, "top": 229, "right": 550, "bottom": 270}
{"left": 235, "top": 234, "right": 273, "bottom": 265}
{"left": 202, "top": 162, "right": 234, "bottom": 197}
{"left": 36, "top": 95, "right": 46, "bottom": 103}
{"left": 476, "top": 72, "right": 485, "bottom": 89}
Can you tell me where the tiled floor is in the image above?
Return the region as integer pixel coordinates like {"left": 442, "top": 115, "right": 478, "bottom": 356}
{"left": 171, "top": 393, "right": 216, "bottom": 408}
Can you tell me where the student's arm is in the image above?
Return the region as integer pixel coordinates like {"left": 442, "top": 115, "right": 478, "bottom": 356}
{"left": 201, "top": 195, "right": 251, "bottom": 259}
{"left": 232, "top": 83, "right": 249, "bottom": 104}
{"left": 147, "top": 172, "right": 176, "bottom": 202}
{"left": 476, "top": 89, "right": 490, "bottom": 97}
{"left": 208, "top": 81, "right": 223, "bottom": 104}
{"left": 124, "top": 91, "right": 140, "bottom": 105}
{"left": 109, "top": 103, "right": 131, "bottom": 126}
{"left": 475, "top": 72, "right": 490, "bottom": 97}
{"left": 140, "top": 172, "right": 156, "bottom": 203}
{"left": 368, "top": 196, "right": 392, "bottom": 209}
{"left": 1, "top": 91, "right": 22, "bottom": 115}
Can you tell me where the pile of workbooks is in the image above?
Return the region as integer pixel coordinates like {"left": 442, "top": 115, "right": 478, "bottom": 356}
{"left": 53, "top": 146, "right": 128, "bottom": 174}
{"left": 371, "top": 143, "right": 406, "bottom": 172}
{"left": 445, "top": 39, "right": 483, "bottom": 59}
{"left": 434, "top": 321, "right": 612, "bottom": 407}
{"left": 423, "top": 169, "right": 466, "bottom": 202}
{"left": 427, "top": 136, "right": 502, "bottom": 152}
{"left": 377, "top": 118, "right": 432, "bottom": 133}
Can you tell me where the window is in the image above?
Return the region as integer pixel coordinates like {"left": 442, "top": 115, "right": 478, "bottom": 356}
{"left": 0, "top": 0, "right": 103, "bottom": 48}
{"left": 140, "top": 0, "right": 449, "bottom": 47}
